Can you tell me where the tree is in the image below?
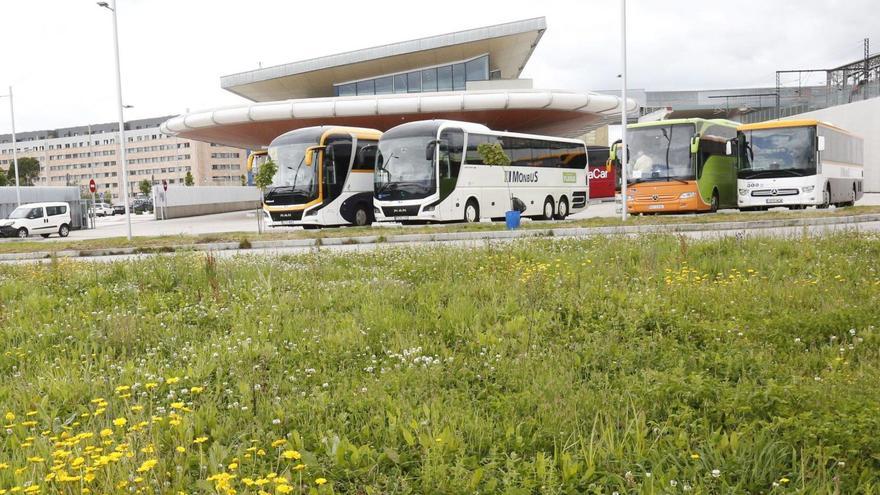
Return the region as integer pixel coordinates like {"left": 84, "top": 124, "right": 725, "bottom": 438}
{"left": 139, "top": 179, "right": 152, "bottom": 196}
{"left": 477, "top": 143, "right": 511, "bottom": 166}
{"left": 240, "top": 174, "right": 246, "bottom": 186}
{"left": 184, "top": 171, "right": 194, "bottom": 186}
{"left": 253, "top": 159, "right": 277, "bottom": 234}
{"left": 0, "top": 173, "right": 8, "bottom": 186}
{"left": 6, "top": 157, "right": 41, "bottom": 186}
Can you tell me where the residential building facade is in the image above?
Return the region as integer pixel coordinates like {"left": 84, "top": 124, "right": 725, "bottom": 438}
{"left": 0, "top": 116, "right": 249, "bottom": 202}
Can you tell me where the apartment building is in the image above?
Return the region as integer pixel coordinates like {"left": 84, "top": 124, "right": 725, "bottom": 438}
{"left": 0, "top": 116, "right": 249, "bottom": 201}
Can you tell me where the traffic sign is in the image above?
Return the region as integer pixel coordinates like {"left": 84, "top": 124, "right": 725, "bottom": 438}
{"left": 162, "top": 179, "right": 168, "bottom": 192}
{"left": 89, "top": 179, "right": 97, "bottom": 194}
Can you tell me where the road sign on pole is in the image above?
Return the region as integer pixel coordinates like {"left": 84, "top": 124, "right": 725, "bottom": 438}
{"left": 162, "top": 179, "right": 168, "bottom": 192}
{"left": 89, "top": 179, "right": 97, "bottom": 194}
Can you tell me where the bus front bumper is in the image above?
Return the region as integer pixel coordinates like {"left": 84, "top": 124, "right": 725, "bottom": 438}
{"left": 738, "top": 193, "right": 818, "bottom": 208}
{"left": 373, "top": 204, "right": 440, "bottom": 223}
{"left": 626, "top": 194, "right": 706, "bottom": 213}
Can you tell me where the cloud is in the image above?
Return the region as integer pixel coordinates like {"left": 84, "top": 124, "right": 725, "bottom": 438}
{"left": 0, "top": 0, "right": 876, "bottom": 132}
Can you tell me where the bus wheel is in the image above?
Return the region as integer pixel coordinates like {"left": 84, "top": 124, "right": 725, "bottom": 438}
{"left": 464, "top": 199, "right": 480, "bottom": 223}
{"left": 354, "top": 205, "right": 371, "bottom": 226}
{"left": 709, "top": 190, "right": 719, "bottom": 213}
{"left": 555, "top": 197, "right": 569, "bottom": 220}
{"left": 541, "top": 197, "right": 555, "bottom": 221}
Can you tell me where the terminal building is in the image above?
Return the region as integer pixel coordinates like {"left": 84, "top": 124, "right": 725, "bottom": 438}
{"left": 161, "top": 17, "right": 635, "bottom": 148}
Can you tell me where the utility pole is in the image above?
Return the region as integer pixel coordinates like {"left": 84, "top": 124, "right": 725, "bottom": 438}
{"left": 865, "top": 38, "right": 870, "bottom": 100}
{"left": 619, "top": 0, "right": 629, "bottom": 221}
{"left": 2, "top": 87, "right": 22, "bottom": 206}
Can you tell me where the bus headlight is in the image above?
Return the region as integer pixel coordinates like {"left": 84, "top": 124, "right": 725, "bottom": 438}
{"left": 373, "top": 206, "right": 380, "bottom": 214}
{"left": 305, "top": 209, "right": 318, "bottom": 217}
{"left": 422, "top": 205, "right": 435, "bottom": 212}
{"left": 802, "top": 185, "right": 815, "bottom": 193}
{"left": 738, "top": 188, "right": 748, "bottom": 196}
{"left": 679, "top": 192, "right": 696, "bottom": 199}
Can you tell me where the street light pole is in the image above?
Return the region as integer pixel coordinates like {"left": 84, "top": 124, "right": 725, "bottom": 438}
{"left": 2, "top": 86, "right": 22, "bottom": 206}
{"left": 99, "top": 0, "right": 132, "bottom": 240}
{"left": 619, "top": 0, "right": 629, "bottom": 222}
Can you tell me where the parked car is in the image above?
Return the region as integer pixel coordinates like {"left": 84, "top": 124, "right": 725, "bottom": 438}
{"left": 132, "top": 198, "right": 153, "bottom": 214}
{"left": 90, "top": 202, "right": 114, "bottom": 217}
{"left": 112, "top": 204, "right": 126, "bottom": 216}
{"left": 0, "top": 202, "right": 72, "bottom": 238}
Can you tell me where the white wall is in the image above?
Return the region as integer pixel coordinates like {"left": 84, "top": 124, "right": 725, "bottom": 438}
{"left": 785, "top": 98, "right": 880, "bottom": 192}
{"left": 161, "top": 186, "right": 259, "bottom": 207}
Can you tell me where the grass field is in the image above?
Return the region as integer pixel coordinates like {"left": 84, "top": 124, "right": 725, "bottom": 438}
{"left": 1, "top": 233, "right": 879, "bottom": 493}
{"left": 1, "top": 204, "right": 878, "bottom": 256}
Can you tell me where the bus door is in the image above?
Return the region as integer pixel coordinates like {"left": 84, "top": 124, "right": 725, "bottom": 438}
{"left": 322, "top": 135, "right": 354, "bottom": 205}
{"left": 587, "top": 146, "right": 613, "bottom": 199}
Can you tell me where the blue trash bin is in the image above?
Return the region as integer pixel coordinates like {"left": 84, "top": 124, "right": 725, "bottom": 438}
{"left": 505, "top": 210, "right": 521, "bottom": 230}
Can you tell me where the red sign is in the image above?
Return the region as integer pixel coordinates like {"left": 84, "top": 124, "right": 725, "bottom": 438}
{"left": 162, "top": 179, "right": 168, "bottom": 192}
{"left": 88, "top": 179, "right": 97, "bottom": 194}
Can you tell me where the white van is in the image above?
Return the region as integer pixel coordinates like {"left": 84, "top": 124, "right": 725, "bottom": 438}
{"left": 0, "top": 202, "right": 72, "bottom": 239}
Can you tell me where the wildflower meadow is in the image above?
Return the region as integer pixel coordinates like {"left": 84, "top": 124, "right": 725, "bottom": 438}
{"left": 1, "top": 232, "right": 879, "bottom": 493}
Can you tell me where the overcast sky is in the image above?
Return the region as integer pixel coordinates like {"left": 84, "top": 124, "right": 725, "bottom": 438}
{"left": 1, "top": 0, "right": 877, "bottom": 132}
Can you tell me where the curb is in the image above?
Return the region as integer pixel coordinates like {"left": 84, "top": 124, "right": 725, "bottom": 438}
{"left": 2, "top": 213, "right": 878, "bottom": 262}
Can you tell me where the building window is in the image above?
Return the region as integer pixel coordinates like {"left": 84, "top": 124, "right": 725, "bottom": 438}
{"left": 437, "top": 65, "right": 453, "bottom": 91}
{"left": 356, "top": 79, "right": 374, "bottom": 96}
{"left": 375, "top": 76, "right": 393, "bottom": 95}
{"left": 421, "top": 68, "right": 437, "bottom": 92}
{"left": 452, "top": 63, "right": 466, "bottom": 91}
{"left": 465, "top": 55, "right": 488, "bottom": 82}
{"left": 393, "top": 74, "right": 407, "bottom": 94}
{"left": 407, "top": 71, "right": 421, "bottom": 93}
{"left": 337, "top": 83, "right": 356, "bottom": 97}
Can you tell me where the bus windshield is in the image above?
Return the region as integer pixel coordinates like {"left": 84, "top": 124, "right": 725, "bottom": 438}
{"left": 375, "top": 132, "right": 436, "bottom": 201}
{"left": 739, "top": 127, "right": 816, "bottom": 179}
{"left": 266, "top": 141, "right": 318, "bottom": 203}
{"left": 628, "top": 123, "right": 694, "bottom": 182}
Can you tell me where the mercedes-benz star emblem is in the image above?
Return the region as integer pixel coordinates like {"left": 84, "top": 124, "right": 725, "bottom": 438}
{"left": 771, "top": 189, "right": 778, "bottom": 195}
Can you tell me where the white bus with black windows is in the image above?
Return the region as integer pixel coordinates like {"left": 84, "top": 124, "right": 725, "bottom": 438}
{"left": 373, "top": 120, "right": 589, "bottom": 223}
{"left": 733, "top": 120, "right": 864, "bottom": 210}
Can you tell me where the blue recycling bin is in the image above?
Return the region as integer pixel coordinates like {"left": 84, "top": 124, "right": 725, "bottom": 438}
{"left": 505, "top": 210, "right": 521, "bottom": 230}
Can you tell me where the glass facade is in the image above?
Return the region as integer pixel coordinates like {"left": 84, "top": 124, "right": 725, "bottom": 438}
{"left": 334, "top": 55, "right": 489, "bottom": 97}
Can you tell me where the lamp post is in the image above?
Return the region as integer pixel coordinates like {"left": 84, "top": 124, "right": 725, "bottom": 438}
{"left": 0, "top": 87, "right": 22, "bottom": 206}
{"left": 619, "top": 0, "right": 629, "bottom": 222}
{"left": 97, "top": 0, "right": 132, "bottom": 240}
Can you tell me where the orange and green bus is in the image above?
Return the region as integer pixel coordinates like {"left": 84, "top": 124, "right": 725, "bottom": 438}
{"left": 617, "top": 118, "right": 739, "bottom": 214}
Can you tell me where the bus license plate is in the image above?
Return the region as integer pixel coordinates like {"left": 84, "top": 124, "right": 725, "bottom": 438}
{"left": 648, "top": 204, "right": 665, "bottom": 210}
{"left": 766, "top": 198, "right": 783, "bottom": 204}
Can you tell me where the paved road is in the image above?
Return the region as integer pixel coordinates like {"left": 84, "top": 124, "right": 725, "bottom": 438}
{"left": 10, "top": 218, "right": 878, "bottom": 265}
{"left": 21, "top": 192, "right": 879, "bottom": 243}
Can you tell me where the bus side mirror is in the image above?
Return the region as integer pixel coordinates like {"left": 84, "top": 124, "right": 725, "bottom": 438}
{"left": 817, "top": 135, "right": 826, "bottom": 152}
{"left": 690, "top": 135, "right": 700, "bottom": 154}
{"left": 725, "top": 140, "right": 733, "bottom": 156}
{"left": 425, "top": 139, "right": 440, "bottom": 161}
{"left": 304, "top": 145, "right": 324, "bottom": 167}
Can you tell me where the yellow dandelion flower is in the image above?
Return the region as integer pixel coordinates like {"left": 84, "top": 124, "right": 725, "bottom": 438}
{"left": 293, "top": 463, "right": 306, "bottom": 471}
{"left": 271, "top": 439, "right": 287, "bottom": 448}
{"left": 170, "top": 402, "right": 185, "bottom": 410}
{"left": 112, "top": 417, "right": 126, "bottom": 428}
{"left": 4, "top": 412, "right": 14, "bottom": 422}
{"left": 690, "top": 453, "right": 700, "bottom": 460}
{"left": 27, "top": 456, "right": 45, "bottom": 463}
{"left": 190, "top": 386, "right": 204, "bottom": 394}
{"left": 315, "top": 478, "right": 327, "bottom": 485}
{"left": 0, "top": 463, "right": 8, "bottom": 469}
{"left": 175, "top": 446, "right": 185, "bottom": 453}
{"left": 276, "top": 485, "right": 293, "bottom": 494}
{"left": 99, "top": 428, "right": 113, "bottom": 438}
{"left": 165, "top": 377, "right": 180, "bottom": 385}
{"left": 281, "top": 450, "right": 301, "bottom": 460}
{"left": 130, "top": 405, "right": 144, "bottom": 412}
{"left": 193, "top": 436, "right": 208, "bottom": 444}
{"left": 144, "top": 382, "right": 158, "bottom": 390}
{"left": 136, "top": 459, "right": 158, "bottom": 473}
{"left": 780, "top": 477, "right": 790, "bottom": 484}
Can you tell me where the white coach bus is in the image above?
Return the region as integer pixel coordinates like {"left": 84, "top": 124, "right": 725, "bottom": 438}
{"left": 263, "top": 126, "right": 381, "bottom": 228}
{"left": 733, "top": 120, "right": 864, "bottom": 210}
{"left": 373, "top": 120, "right": 589, "bottom": 223}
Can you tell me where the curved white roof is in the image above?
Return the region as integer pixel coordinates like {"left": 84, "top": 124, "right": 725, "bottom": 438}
{"left": 161, "top": 89, "right": 637, "bottom": 148}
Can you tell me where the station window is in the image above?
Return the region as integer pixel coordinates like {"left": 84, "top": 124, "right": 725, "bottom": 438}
{"left": 393, "top": 74, "right": 407, "bottom": 93}
{"left": 356, "top": 79, "right": 375, "bottom": 96}
{"left": 452, "top": 63, "right": 466, "bottom": 91}
{"left": 421, "top": 68, "right": 438, "bottom": 92}
{"left": 437, "top": 65, "right": 453, "bottom": 91}
{"left": 375, "top": 76, "right": 393, "bottom": 95}
{"left": 407, "top": 71, "right": 421, "bottom": 93}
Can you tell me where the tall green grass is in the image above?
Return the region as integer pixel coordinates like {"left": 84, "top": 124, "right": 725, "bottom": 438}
{"left": 0, "top": 233, "right": 879, "bottom": 494}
